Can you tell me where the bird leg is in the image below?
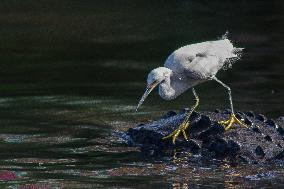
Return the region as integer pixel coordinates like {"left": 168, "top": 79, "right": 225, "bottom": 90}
{"left": 219, "top": 114, "right": 247, "bottom": 131}
{"left": 213, "top": 77, "right": 247, "bottom": 131}
{"left": 162, "top": 88, "right": 199, "bottom": 144}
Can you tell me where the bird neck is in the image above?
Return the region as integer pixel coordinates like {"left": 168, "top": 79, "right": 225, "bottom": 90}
{"left": 159, "top": 70, "right": 199, "bottom": 100}
{"left": 158, "top": 71, "right": 187, "bottom": 100}
{"left": 159, "top": 75, "right": 175, "bottom": 100}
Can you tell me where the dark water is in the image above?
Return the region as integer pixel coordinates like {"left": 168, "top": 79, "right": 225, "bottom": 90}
{"left": 0, "top": 0, "right": 283, "bottom": 188}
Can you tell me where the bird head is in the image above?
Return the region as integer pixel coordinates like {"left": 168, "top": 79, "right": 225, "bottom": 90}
{"left": 135, "top": 67, "right": 172, "bottom": 111}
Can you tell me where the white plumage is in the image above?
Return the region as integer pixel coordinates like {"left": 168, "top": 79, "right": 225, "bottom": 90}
{"left": 165, "top": 39, "right": 239, "bottom": 79}
{"left": 136, "top": 38, "right": 243, "bottom": 109}
{"left": 135, "top": 36, "right": 246, "bottom": 144}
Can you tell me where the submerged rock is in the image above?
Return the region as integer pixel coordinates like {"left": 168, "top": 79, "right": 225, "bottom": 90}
{"left": 125, "top": 110, "right": 284, "bottom": 164}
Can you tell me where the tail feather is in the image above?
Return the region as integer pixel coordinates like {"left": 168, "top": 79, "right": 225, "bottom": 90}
{"left": 232, "top": 47, "right": 244, "bottom": 54}
{"left": 222, "top": 47, "right": 244, "bottom": 70}
{"left": 221, "top": 31, "right": 229, "bottom": 40}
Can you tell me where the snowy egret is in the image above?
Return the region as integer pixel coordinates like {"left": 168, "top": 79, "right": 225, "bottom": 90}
{"left": 135, "top": 35, "right": 247, "bottom": 144}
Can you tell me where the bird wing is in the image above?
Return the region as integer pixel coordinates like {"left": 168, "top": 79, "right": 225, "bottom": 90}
{"left": 164, "top": 39, "right": 236, "bottom": 79}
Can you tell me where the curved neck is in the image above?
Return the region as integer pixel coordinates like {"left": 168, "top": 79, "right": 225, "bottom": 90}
{"left": 159, "top": 74, "right": 175, "bottom": 100}
{"left": 159, "top": 70, "right": 198, "bottom": 100}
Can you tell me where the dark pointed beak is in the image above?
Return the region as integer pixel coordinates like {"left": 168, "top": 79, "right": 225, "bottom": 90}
{"left": 135, "top": 80, "right": 160, "bottom": 112}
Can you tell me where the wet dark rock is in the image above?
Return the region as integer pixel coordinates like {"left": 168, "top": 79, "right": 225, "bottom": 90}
{"left": 264, "top": 135, "right": 272, "bottom": 142}
{"left": 236, "top": 112, "right": 244, "bottom": 120}
{"left": 125, "top": 110, "right": 284, "bottom": 164}
{"left": 192, "top": 115, "right": 211, "bottom": 130}
{"left": 277, "top": 127, "right": 284, "bottom": 135}
{"left": 245, "top": 111, "right": 255, "bottom": 118}
{"left": 227, "top": 140, "right": 241, "bottom": 156}
{"left": 255, "top": 114, "right": 266, "bottom": 122}
{"left": 190, "top": 140, "right": 201, "bottom": 153}
{"left": 223, "top": 109, "right": 231, "bottom": 114}
{"left": 244, "top": 118, "right": 253, "bottom": 126}
{"left": 255, "top": 146, "right": 265, "bottom": 157}
{"left": 189, "top": 111, "right": 200, "bottom": 122}
{"left": 180, "top": 139, "right": 201, "bottom": 154}
{"left": 274, "top": 150, "right": 284, "bottom": 159}
{"left": 161, "top": 111, "right": 177, "bottom": 119}
{"left": 180, "top": 108, "right": 190, "bottom": 114}
{"left": 141, "top": 145, "right": 156, "bottom": 156}
{"left": 198, "top": 122, "right": 224, "bottom": 140}
{"left": 208, "top": 138, "right": 228, "bottom": 157}
{"left": 252, "top": 126, "right": 261, "bottom": 134}
{"left": 237, "top": 111, "right": 245, "bottom": 116}
{"left": 238, "top": 155, "right": 249, "bottom": 163}
{"left": 266, "top": 119, "right": 276, "bottom": 128}
{"left": 205, "top": 138, "right": 240, "bottom": 158}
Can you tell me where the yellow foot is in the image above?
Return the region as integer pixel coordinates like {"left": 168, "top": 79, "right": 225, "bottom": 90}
{"left": 162, "top": 121, "right": 189, "bottom": 144}
{"left": 219, "top": 114, "right": 247, "bottom": 131}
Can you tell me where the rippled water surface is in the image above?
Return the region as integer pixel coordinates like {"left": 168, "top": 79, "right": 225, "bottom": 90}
{"left": 0, "top": 0, "right": 284, "bottom": 188}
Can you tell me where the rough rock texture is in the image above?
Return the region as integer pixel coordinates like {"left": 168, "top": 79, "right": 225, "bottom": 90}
{"left": 126, "top": 110, "right": 284, "bottom": 164}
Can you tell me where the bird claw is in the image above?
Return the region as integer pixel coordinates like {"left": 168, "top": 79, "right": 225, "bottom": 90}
{"left": 219, "top": 114, "right": 247, "bottom": 131}
{"left": 162, "top": 122, "right": 189, "bottom": 144}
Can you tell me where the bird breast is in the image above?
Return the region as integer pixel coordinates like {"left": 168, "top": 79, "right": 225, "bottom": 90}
{"left": 158, "top": 74, "right": 203, "bottom": 100}
{"left": 158, "top": 78, "right": 176, "bottom": 100}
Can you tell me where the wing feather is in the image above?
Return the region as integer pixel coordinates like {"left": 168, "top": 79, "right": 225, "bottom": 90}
{"left": 164, "top": 39, "right": 238, "bottom": 79}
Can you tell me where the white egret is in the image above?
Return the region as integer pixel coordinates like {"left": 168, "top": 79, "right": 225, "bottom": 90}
{"left": 135, "top": 34, "right": 247, "bottom": 144}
